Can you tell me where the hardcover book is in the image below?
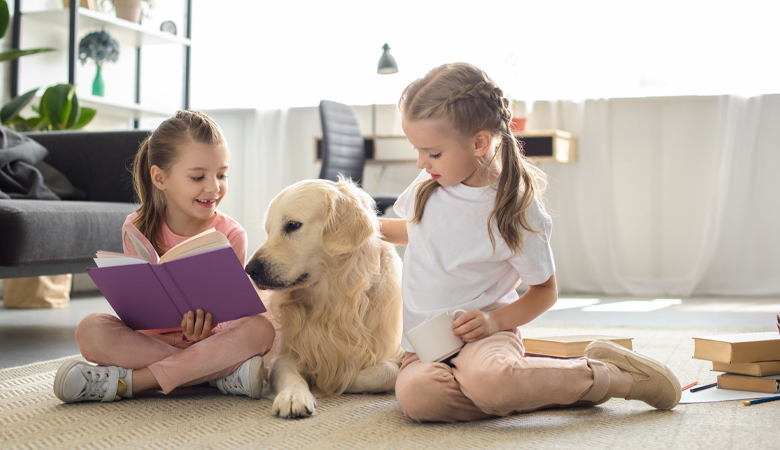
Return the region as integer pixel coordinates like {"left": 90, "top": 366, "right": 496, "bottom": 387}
{"left": 716, "top": 373, "right": 780, "bottom": 393}
{"left": 712, "top": 360, "right": 780, "bottom": 377}
{"left": 87, "top": 223, "right": 265, "bottom": 331}
{"left": 693, "top": 332, "right": 780, "bottom": 364}
{"left": 522, "top": 335, "right": 633, "bottom": 358}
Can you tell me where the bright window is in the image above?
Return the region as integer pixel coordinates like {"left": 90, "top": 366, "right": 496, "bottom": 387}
{"left": 191, "top": 0, "right": 780, "bottom": 109}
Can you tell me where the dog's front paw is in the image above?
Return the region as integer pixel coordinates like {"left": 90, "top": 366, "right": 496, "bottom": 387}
{"left": 272, "top": 387, "right": 317, "bottom": 419}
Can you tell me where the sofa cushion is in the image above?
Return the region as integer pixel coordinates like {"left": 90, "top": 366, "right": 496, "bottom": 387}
{"left": 26, "top": 131, "right": 148, "bottom": 203}
{"left": 0, "top": 199, "right": 138, "bottom": 266}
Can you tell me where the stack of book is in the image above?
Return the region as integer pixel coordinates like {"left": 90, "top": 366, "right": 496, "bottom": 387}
{"left": 693, "top": 331, "right": 780, "bottom": 393}
{"left": 522, "top": 335, "right": 633, "bottom": 358}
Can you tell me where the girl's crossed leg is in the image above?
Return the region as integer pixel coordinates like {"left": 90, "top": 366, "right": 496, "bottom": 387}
{"left": 54, "top": 312, "right": 274, "bottom": 403}
{"left": 395, "top": 331, "right": 617, "bottom": 423}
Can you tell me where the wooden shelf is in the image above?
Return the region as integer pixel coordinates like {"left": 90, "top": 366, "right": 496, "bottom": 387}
{"left": 514, "top": 129, "right": 578, "bottom": 163}
{"left": 316, "top": 131, "right": 578, "bottom": 164}
{"left": 22, "top": 8, "right": 191, "bottom": 47}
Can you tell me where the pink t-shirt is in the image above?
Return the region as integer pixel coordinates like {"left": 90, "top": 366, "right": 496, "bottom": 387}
{"left": 122, "top": 211, "right": 249, "bottom": 336}
{"left": 122, "top": 210, "right": 248, "bottom": 267}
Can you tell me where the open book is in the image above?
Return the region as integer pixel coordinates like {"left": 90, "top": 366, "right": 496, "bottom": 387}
{"left": 87, "top": 223, "right": 265, "bottom": 331}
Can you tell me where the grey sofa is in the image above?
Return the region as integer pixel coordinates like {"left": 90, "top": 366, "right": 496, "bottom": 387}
{"left": 0, "top": 130, "right": 148, "bottom": 279}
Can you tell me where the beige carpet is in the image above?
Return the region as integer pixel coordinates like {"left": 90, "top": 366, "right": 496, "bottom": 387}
{"left": 2, "top": 324, "right": 779, "bottom": 450}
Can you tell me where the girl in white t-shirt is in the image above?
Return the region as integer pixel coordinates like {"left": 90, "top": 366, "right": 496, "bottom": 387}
{"left": 379, "top": 63, "right": 681, "bottom": 422}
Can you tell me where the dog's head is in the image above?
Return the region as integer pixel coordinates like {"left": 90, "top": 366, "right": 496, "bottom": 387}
{"left": 245, "top": 178, "right": 378, "bottom": 291}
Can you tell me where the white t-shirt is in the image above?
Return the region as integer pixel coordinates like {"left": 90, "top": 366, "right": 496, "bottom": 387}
{"left": 394, "top": 170, "right": 555, "bottom": 352}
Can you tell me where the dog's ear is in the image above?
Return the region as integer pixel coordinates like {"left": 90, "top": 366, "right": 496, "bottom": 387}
{"left": 321, "top": 184, "right": 375, "bottom": 256}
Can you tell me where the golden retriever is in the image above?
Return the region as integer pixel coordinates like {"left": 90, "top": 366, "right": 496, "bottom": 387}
{"left": 245, "top": 178, "right": 404, "bottom": 419}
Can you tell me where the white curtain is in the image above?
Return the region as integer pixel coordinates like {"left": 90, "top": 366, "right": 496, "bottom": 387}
{"left": 209, "top": 107, "right": 321, "bottom": 254}
{"left": 534, "top": 95, "right": 780, "bottom": 297}
{"left": 695, "top": 96, "right": 780, "bottom": 295}
{"left": 211, "top": 94, "right": 779, "bottom": 297}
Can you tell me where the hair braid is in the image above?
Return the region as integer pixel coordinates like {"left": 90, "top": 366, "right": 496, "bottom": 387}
{"left": 400, "top": 63, "right": 547, "bottom": 253}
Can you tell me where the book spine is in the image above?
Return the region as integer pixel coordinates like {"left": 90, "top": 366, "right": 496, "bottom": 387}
{"left": 717, "top": 375, "right": 780, "bottom": 393}
{"left": 150, "top": 264, "right": 194, "bottom": 317}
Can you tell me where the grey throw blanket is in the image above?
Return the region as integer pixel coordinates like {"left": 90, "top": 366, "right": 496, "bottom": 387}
{"left": 0, "top": 127, "right": 85, "bottom": 200}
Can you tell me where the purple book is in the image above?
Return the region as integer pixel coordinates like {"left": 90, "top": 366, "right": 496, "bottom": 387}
{"left": 87, "top": 247, "right": 266, "bottom": 330}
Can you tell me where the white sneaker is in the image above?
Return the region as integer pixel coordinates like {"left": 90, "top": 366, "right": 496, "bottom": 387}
{"left": 53, "top": 360, "right": 129, "bottom": 403}
{"left": 211, "top": 356, "right": 264, "bottom": 399}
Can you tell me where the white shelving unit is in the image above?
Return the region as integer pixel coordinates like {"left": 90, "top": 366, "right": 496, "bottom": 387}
{"left": 11, "top": 3, "right": 192, "bottom": 124}
{"left": 22, "top": 9, "right": 191, "bottom": 47}
{"left": 77, "top": 94, "right": 173, "bottom": 119}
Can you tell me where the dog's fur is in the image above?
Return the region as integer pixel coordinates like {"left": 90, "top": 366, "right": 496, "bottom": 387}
{"left": 245, "top": 178, "right": 404, "bottom": 418}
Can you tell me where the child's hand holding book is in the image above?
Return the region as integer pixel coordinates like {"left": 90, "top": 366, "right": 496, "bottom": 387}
{"left": 181, "top": 308, "right": 215, "bottom": 342}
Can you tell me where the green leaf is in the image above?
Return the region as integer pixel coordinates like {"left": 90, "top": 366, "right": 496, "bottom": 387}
{"left": 38, "top": 87, "right": 50, "bottom": 123}
{"left": 0, "top": 47, "right": 56, "bottom": 62}
{"left": 66, "top": 94, "right": 79, "bottom": 129}
{"left": 0, "top": 87, "right": 38, "bottom": 124}
{"left": 8, "top": 116, "right": 44, "bottom": 132}
{"left": 27, "top": 117, "right": 50, "bottom": 131}
{"left": 26, "top": 116, "right": 47, "bottom": 131}
{"left": 41, "top": 84, "right": 75, "bottom": 130}
{"left": 73, "top": 107, "right": 96, "bottom": 129}
{"left": 0, "top": 0, "right": 9, "bottom": 40}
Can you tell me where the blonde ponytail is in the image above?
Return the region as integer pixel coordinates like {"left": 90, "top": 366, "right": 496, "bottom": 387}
{"left": 400, "top": 63, "right": 547, "bottom": 253}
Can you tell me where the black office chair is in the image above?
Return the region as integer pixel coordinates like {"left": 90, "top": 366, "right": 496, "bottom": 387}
{"left": 318, "top": 100, "right": 398, "bottom": 216}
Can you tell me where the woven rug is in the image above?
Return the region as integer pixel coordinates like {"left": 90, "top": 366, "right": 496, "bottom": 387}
{"left": 2, "top": 324, "right": 778, "bottom": 450}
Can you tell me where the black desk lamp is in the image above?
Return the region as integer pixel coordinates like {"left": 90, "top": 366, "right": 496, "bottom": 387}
{"left": 374, "top": 43, "right": 398, "bottom": 135}
{"left": 377, "top": 43, "right": 398, "bottom": 74}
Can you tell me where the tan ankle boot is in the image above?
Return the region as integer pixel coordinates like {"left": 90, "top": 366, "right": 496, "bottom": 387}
{"left": 584, "top": 339, "right": 681, "bottom": 410}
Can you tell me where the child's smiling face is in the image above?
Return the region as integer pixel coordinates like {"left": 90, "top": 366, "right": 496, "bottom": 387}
{"left": 152, "top": 140, "right": 229, "bottom": 235}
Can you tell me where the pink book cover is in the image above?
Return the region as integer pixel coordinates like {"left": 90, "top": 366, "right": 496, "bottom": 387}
{"left": 88, "top": 246, "right": 265, "bottom": 331}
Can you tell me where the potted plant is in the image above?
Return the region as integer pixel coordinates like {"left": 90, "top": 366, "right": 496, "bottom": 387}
{"left": 0, "top": 84, "right": 97, "bottom": 131}
{"left": 0, "top": 0, "right": 93, "bottom": 131}
{"left": 78, "top": 30, "right": 119, "bottom": 97}
{"left": 110, "top": 0, "right": 154, "bottom": 24}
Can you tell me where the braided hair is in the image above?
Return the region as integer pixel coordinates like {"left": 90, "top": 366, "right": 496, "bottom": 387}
{"left": 398, "top": 62, "right": 547, "bottom": 254}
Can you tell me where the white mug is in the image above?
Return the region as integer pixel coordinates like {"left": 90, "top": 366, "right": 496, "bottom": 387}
{"left": 405, "top": 309, "right": 468, "bottom": 362}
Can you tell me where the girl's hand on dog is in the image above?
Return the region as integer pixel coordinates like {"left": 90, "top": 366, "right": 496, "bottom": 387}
{"left": 452, "top": 310, "right": 500, "bottom": 343}
{"left": 181, "top": 309, "right": 213, "bottom": 342}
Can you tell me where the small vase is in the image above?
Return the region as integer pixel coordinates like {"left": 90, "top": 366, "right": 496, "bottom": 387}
{"left": 92, "top": 64, "right": 104, "bottom": 97}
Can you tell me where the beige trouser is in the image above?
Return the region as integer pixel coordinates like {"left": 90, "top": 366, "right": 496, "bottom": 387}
{"left": 395, "top": 330, "right": 612, "bottom": 422}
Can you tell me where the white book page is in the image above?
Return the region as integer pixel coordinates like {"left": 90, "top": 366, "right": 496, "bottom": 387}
{"left": 94, "top": 257, "right": 149, "bottom": 268}
{"left": 126, "top": 231, "right": 157, "bottom": 263}
{"left": 680, "top": 387, "right": 779, "bottom": 403}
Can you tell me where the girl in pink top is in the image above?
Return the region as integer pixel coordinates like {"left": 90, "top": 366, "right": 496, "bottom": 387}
{"left": 53, "top": 111, "right": 275, "bottom": 404}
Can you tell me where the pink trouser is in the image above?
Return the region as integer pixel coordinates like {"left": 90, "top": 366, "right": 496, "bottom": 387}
{"left": 395, "top": 330, "right": 611, "bottom": 422}
{"left": 76, "top": 312, "right": 275, "bottom": 394}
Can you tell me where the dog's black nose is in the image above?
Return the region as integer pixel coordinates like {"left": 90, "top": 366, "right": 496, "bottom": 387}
{"left": 245, "top": 259, "right": 265, "bottom": 283}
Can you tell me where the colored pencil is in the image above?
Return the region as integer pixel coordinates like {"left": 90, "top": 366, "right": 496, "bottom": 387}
{"left": 690, "top": 382, "right": 717, "bottom": 393}
{"left": 681, "top": 381, "right": 698, "bottom": 391}
{"left": 744, "top": 394, "right": 780, "bottom": 406}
